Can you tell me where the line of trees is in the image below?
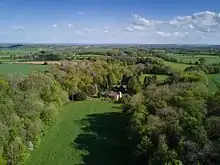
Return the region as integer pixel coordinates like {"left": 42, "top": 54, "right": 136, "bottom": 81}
{"left": 184, "top": 65, "right": 220, "bottom": 74}
{"left": 0, "top": 72, "right": 69, "bottom": 164}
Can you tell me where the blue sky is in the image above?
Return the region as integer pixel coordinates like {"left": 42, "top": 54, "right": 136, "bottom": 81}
{"left": 1, "top": 0, "right": 220, "bottom": 44}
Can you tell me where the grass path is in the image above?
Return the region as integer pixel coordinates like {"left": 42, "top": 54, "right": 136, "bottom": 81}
{"left": 25, "top": 101, "right": 125, "bottom": 165}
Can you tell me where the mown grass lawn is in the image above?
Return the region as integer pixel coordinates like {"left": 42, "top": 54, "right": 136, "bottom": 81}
{"left": 0, "top": 64, "right": 48, "bottom": 75}
{"left": 25, "top": 101, "right": 125, "bottom": 165}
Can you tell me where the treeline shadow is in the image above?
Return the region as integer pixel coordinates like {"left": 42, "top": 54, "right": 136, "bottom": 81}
{"left": 73, "top": 111, "right": 128, "bottom": 165}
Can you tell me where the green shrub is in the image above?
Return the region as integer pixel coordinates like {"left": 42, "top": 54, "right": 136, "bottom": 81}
{"left": 72, "top": 91, "right": 87, "bottom": 101}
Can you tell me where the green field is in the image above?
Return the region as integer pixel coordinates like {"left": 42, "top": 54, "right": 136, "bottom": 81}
{"left": 0, "top": 64, "right": 48, "bottom": 75}
{"left": 139, "top": 74, "right": 169, "bottom": 83}
{"left": 167, "top": 54, "right": 220, "bottom": 65}
{"left": 208, "top": 74, "right": 220, "bottom": 93}
{"left": 164, "top": 61, "right": 189, "bottom": 71}
{"left": 0, "top": 49, "right": 39, "bottom": 57}
{"left": 147, "top": 56, "right": 189, "bottom": 71}
{"left": 25, "top": 101, "right": 125, "bottom": 165}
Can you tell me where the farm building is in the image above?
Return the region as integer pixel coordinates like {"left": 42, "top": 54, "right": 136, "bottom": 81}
{"left": 108, "top": 91, "right": 122, "bottom": 101}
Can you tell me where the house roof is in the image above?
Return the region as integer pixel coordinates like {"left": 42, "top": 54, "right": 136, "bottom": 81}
{"left": 108, "top": 91, "right": 119, "bottom": 97}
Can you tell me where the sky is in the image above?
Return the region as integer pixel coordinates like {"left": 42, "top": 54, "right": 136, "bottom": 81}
{"left": 1, "top": 0, "right": 220, "bottom": 44}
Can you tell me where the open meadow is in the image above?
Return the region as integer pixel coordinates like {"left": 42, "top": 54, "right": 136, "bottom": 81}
{"left": 167, "top": 54, "right": 220, "bottom": 64}
{"left": 14, "top": 61, "right": 61, "bottom": 65}
{"left": 25, "top": 101, "right": 125, "bottom": 165}
{"left": 164, "top": 61, "right": 189, "bottom": 71}
{"left": 0, "top": 63, "right": 48, "bottom": 75}
{"left": 208, "top": 74, "right": 220, "bottom": 93}
{"left": 148, "top": 56, "right": 190, "bottom": 71}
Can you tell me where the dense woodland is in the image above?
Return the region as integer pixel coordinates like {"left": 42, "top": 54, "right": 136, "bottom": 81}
{"left": 0, "top": 46, "right": 220, "bottom": 164}
{"left": 123, "top": 83, "right": 220, "bottom": 165}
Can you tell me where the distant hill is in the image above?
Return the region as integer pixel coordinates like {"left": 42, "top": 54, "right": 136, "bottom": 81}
{"left": 0, "top": 43, "right": 220, "bottom": 50}
{"left": 0, "top": 44, "right": 24, "bottom": 49}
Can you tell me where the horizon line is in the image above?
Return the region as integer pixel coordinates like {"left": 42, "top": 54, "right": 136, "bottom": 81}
{"left": 0, "top": 42, "right": 219, "bottom": 46}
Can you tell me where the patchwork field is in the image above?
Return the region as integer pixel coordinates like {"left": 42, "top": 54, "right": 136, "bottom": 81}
{"left": 25, "top": 101, "right": 125, "bottom": 165}
{"left": 0, "top": 64, "right": 48, "bottom": 75}
{"left": 208, "top": 74, "right": 220, "bottom": 93}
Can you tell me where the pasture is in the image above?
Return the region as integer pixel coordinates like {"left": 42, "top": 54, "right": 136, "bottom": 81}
{"left": 0, "top": 49, "right": 39, "bottom": 57}
{"left": 163, "top": 61, "right": 189, "bottom": 71}
{"left": 25, "top": 101, "right": 125, "bottom": 165}
{"left": 208, "top": 74, "right": 220, "bottom": 93}
{"left": 0, "top": 63, "right": 48, "bottom": 75}
{"left": 167, "top": 54, "right": 220, "bottom": 65}
{"left": 14, "top": 61, "right": 61, "bottom": 65}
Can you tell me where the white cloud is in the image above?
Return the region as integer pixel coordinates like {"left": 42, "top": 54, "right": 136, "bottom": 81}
{"left": 189, "top": 24, "right": 194, "bottom": 29}
{"left": 124, "top": 24, "right": 147, "bottom": 32}
{"left": 125, "top": 27, "right": 134, "bottom": 32}
{"left": 169, "top": 20, "right": 179, "bottom": 25}
{"left": 155, "top": 31, "right": 171, "bottom": 37}
{"left": 68, "top": 24, "right": 73, "bottom": 28}
{"left": 154, "top": 31, "right": 189, "bottom": 37}
{"left": 4, "top": 10, "right": 220, "bottom": 44}
{"left": 77, "top": 12, "right": 84, "bottom": 15}
{"left": 174, "top": 31, "right": 189, "bottom": 37}
{"left": 170, "top": 11, "right": 220, "bottom": 32}
{"left": 104, "top": 26, "right": 110, "bottom": 29}
{"left": 103, "top": 26, "right": 110, "bottom": 33}
{"left": 84, "top": 28, "right": 97, "bottom": 32}
{"left": 127, "top": 11, "right": 220, "bottom": 44}
{"left": 76, "top": 30, "right": 84, "bottom": 35}
{"left": 133, "top": 25, "right": 145, "bottom": 30}
{"left": 132, "top": 14, "right": 149, "bottom": 26}
{"left": 131, "top": 11, "right": 220, "bottom": 33}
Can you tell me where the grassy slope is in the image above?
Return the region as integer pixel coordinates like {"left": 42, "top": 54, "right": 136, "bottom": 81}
{"left": 25, "top": 101, "right": 125, "bottom": 165}
{"left": 0, "top": 64, "right": 48, "bottom": 75}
